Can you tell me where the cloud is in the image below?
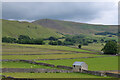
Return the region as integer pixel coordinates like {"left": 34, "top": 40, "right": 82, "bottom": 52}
{"left": 2, "top": 2, "right": 117, "bottom": 25}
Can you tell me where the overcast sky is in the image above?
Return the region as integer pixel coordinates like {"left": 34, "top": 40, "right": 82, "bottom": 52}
{"left": 2, "top": 2, "right": 118, "bottom": 25}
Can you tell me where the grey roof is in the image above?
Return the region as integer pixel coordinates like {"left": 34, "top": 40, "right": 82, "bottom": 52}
{"left": 73, "top": 61, "right": 85, "bottom": 66}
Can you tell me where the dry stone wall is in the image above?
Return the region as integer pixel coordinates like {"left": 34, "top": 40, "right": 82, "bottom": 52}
{"left": 2, "top": 68, "right": 73, "bottom": 73}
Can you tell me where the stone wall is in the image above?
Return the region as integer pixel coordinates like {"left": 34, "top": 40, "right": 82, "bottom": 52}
{"left": 56, "top": 65, "right": 73, "bottom": 70}
{"left": 2, "top": 59, "right": 120, "bottom": 78}
{"left": 105, "top": 72, "right": 120, "bottom": 78}
{"left": 2, "top": 68, "right": 73, "bottom": 73}
{"left": 19, "top": 60, "right": 55, "bottom": 68}
{"left": 82, "top": 70, "right": 120, "bottom": 78}
{"left": 82, "top": 70, "right": 105, "bottom": 76}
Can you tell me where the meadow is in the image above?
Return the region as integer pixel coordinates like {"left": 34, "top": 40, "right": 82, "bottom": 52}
{"left": 36, "top": 56, "right": 118, "bottom": 71}
{"left": 2, "top": 73, "right": 110, "bottom": 78}
{"left": 2, "top": 43, "right": 118, "bottom": 78}
{"left": 2, "top": 43, "right": 92, "bottom": 53}
{"left": 82, "top": 43, "right": 105, "bottom": 52}
{"left": 2, "top": 61, "right": 56, "bottom": 69}
{"left": 2, "top": 53, "right": 104, "bottom": 60}
{"left": 3, "top": 43, "right": 102, "bottom": 60}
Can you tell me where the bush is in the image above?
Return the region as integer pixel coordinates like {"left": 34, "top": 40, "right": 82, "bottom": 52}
{"left": 78, "top": 45, "right": 82, "bottom": 48}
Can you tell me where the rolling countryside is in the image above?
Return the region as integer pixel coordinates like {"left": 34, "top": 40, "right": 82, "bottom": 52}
{"left": 1, "top": 19, "right": 119, "bottom": 78}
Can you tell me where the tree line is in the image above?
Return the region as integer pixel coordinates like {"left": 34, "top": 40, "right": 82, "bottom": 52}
{"left": 2, "top": 35, "right": 119, "bottom": 55}
{"left": 2, "top": 35, "right": 45, "bottom": 45}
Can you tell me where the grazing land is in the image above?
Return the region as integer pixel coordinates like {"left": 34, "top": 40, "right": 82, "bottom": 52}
{"left": 2, "top": 19, "right": 62, "bottom": 39}
{"left": 1, "top": 17, "right": 119, "bottom": 79}
{"left": 2, "top": 73, "right": 110, "bottom": 78}
{"left": 36, "top": 56, "right": 118, "bottom": 71}
{"left": 82, "top": 43, "right": 105, "bottom": 52}
{"left": 2, "top": 43, "right": 92, "bottom": 53}
{"left": 2, "top": 61, "right": 56, "bottom": 69}
{"left": 2, "top": 53, "right": 104, "bottom": 60}
{"left": 2, "top": 43, "right": 118, "bottom": 78}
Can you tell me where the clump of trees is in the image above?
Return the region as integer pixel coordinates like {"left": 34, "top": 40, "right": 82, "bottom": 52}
{"left": 48, "top": 40, "right": 62, "bottom": 45}
{"left": 101, "top": 40, "right": 119, "bottom": 55}
{"left": 2, "top": 35, "right": 45, "bottom": 45}
{"left": 48, "top": 36, "right": 58, "bottom": 41}
{"left": 95, "top": 32, "right": 117, "bottom": 36}
{"left": 2, "top": 37, "right": 17, "bottom": 43}
{"left": 48, "top": 36, "right": 62, "bottom": 45}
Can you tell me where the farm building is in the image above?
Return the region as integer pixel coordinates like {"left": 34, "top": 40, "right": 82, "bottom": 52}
{"left": 72, "top": 61, "right": 88, "bottom": 72}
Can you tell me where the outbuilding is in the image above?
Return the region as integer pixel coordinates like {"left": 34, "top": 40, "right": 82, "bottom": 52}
{"left": 72, "top": 61, "right": 88, "bottom": 72}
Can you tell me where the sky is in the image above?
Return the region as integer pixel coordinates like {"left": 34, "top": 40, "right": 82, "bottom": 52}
{"left": 2, "top": 2, "right": 118, "bottom": 25}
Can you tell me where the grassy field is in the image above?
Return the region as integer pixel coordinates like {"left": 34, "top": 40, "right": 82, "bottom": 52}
{"left": 2, "top": 61, "right": 56, "bottom": 69}
{"left": 2, "top": 53, "right": 103, "bottom": 60}
{"left": 36, "top": 56, "right": 118, "bottom": 71}
{"left": 2, "top": 43, "right": 118, "bottom": 78}
{"left": 2, "top": 73, "right": 110, "bottom": 78}
{"left": 2, "top": 43, "right": 92, "bottom": 53}
{"left": 82, "top": 43, "right": 105, "bottom": 52}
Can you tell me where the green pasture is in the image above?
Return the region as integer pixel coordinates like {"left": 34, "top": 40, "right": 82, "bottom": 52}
{"left": 2, "top": 73, "right": 110, "bottom": 78}
{"left": 2, "top": 53, "right": 102, "bottom": 60}
{"left": 82, "top": 43, "right": 104, "bottom": 52}
{"left": 36, "top": 56, "right": 118, "bottom": 71}
{"left": 2, "top": 43, "right": 92, "bottom": 53}
{"left": 2, "top": 43, "right": 75, "bottom": 54}
{"left": 2, "top": 61, "right": 56, "bottom": 69}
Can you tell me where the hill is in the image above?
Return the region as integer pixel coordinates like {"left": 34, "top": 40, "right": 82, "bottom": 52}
{"left": 33, "top": 19, "right": 118, "bottom": 35}
{"left": 2, "top": 19, "right": 62, "bottom": 39}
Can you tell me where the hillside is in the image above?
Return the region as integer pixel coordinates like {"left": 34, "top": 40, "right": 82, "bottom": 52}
{"left": 2, "top": 19, "right": 62, "bottom": 39}
{"left": 33, "top": 19, "right": 118, "bottom": 35}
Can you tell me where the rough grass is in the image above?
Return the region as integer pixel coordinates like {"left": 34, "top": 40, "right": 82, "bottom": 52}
{"left": 36, "top": 56, "right": 118, "bottom": 71}
{"left": 2, "top": 73, "right": 110, "bottom": 78}
{"left": 33, "top": 19, "right": 118, "bottom": 35}
{"left": 2, "top": 19, "right": 62, "bottom": 39}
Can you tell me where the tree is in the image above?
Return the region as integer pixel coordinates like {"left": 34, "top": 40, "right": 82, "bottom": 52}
{"left": 78, "top": 45, "right": 82, "bottom": 48}
{"left": 57, "top": 40, "right": 62, "bottom": 45}
{"left": 18, "top": 35, "right": 31, "bottom": 41}
{"left": 63, "top": 41, "right": 74, "bottom": 45}
{"left": 48, "top": 36, "right": 58, "bottom": 41}
{"left": 2, "top": 37, "right": 16, "bottom": 43}
{"left": 101, "top": 40, "right": 118, "bottom": 55}
{"left": 48, "top": 41, "right": 57, "bottom": 45}
{"left": 33, "top": 39, "right": 45, "bottom": 45}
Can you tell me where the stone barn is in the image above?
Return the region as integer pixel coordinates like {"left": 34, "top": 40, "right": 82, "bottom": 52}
{"left": 72, "top": 61, "right": 88, "bottom": 72}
